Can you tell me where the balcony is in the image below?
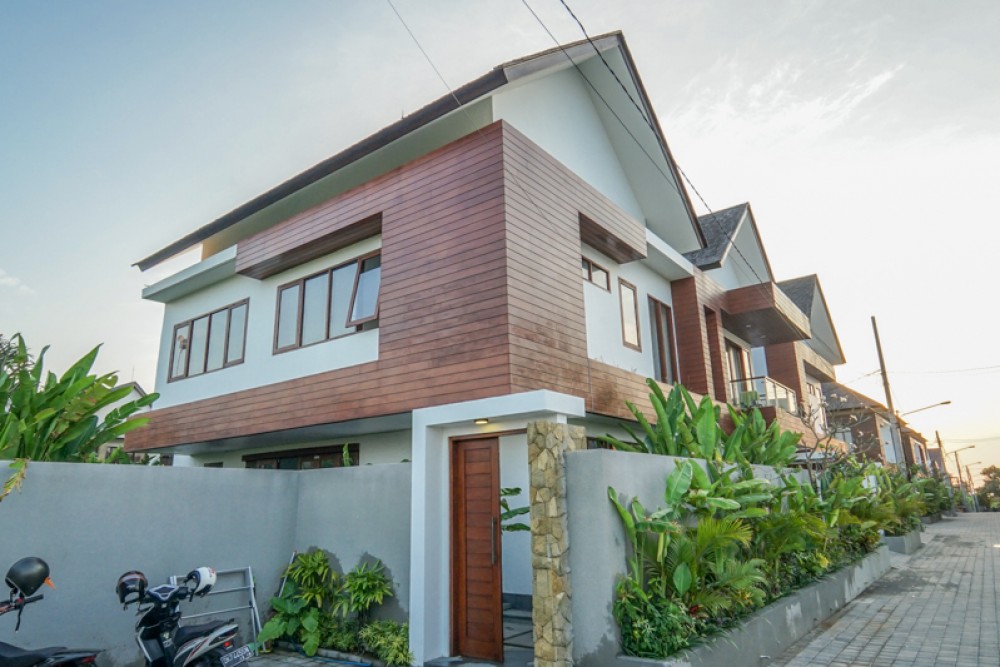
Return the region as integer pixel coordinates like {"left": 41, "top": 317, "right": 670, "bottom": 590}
{"left": 722, "top": 282, "right": 811, "bottom": 346}
{"left": 731, "top": 376, "right": 799, "bottom": 415}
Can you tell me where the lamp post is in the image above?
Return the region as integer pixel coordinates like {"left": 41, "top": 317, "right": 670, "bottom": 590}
{"left": 952, "top": 445, "right": 976, "bottom": 511}
{"left": 966, "top": 462, "right": 984, "bottom": 512}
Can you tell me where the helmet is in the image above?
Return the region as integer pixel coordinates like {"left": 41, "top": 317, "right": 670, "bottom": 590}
{"left": 116, "top": 571, "right": 147, "bottom": 606}
{"left": 186, "top": 567, "right": 216, "bottom": 597}
{"left": 6, "top": 557, "right": 53, "bottom": 597}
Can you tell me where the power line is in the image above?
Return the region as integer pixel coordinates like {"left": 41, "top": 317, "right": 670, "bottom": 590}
{"left": 538, "top": 0, "right": 810, "bottom": 345}
{"left": 890, "top": 363, "right": 1000, "bottom": 376}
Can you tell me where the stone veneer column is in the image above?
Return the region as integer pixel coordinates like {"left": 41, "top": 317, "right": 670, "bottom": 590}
{"left": 527, "top": 421, "right": 585, "bottom": 667}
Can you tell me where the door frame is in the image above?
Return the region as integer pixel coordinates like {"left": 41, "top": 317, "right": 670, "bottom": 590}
{"left": 448, "top": 430, "right": 525, "bottom": 659}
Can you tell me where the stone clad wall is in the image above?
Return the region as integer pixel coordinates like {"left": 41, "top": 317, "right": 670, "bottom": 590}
{"left": 528, "top": 421, "right": 585, "bottom": 667}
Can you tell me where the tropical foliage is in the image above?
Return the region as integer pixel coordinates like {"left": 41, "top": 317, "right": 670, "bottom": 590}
{"left": 606, "top": 382, "right": 905, "bottom": 659}
{"left": 1, "top": 334, "right": 158, "bottom": 504}
{"left": 258, "top": 549, "right": 411, "bottom": 665}
{"left": 599, "top": 380, "right": 800, "bottom": 468}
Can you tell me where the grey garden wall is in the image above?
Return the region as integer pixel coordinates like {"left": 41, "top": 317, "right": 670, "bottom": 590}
{"left": 293, "top": 464, "right": 411, "bottom": 619}
{"left": 565, "top": 450, "right": 706, "bottom": 667}
{"left": 0, "top": 461, "right": 411, "bottom": 667}
{"left": 564, "top": 450, "right": 808, "bottom": 667}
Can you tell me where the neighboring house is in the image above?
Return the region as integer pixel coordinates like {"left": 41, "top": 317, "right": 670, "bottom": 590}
{"left": 125, "top": 33, "right": 847, "bottom": 664}
{"left": 682, "top": 208, "right": 849, "bottom": 448}
{"left": 94, "top": 382, "right": 158, "bottom": 462}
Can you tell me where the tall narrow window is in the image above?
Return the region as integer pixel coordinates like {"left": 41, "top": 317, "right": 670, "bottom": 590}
{"left": 168, "top": 299, "right": 250, "bottom": 381}
{"left": 649, "top": 298, "right": 678, "bottom": 383}
{"left": 619, "top": 279, "right": 640, "bottom": 350}
{"left": 273, "top": 252, "right": 381, "bottom": 353}
{"left": 348, "top": 254, "right": 381, "bottom": 326}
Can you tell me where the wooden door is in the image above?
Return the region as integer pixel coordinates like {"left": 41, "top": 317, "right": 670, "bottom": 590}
{"left": 451, "top": 437, "right": 503, "bottom": 662}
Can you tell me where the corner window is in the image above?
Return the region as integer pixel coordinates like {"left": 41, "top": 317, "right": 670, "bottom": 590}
{"left": 274, "top": 252, "right": 381, "bottom": 353}
{"left": 169, "top": 300, "right": 249, "bottom": 381}
{"left": 581, "top": 257, "right": 610, "bottom": 290}
{"left": 619, "top": 279, "right": 640, "bottom": 350}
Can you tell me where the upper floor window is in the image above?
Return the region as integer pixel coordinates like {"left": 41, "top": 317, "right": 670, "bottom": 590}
{"left": 649, "top": 297, "right": 677, "bottom": 383}
{"left": 274, "top": 252, "right": 381, "bottom": 353}
{"left": 581, "top": 257, "right": 610, "bottom": 290}
{"left": 619, "top": 279, "right": 641, "bottom": 350}
{"left": 169, "top": 299, "right": 248, "bottom": 381}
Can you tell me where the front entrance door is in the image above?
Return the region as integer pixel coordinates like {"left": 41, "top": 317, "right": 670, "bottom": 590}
{"left": 451, "top": 437, "right": 503, "bottom": 662}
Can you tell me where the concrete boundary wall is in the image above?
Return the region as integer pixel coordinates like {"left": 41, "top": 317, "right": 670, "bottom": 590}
{"left": 0, "top": 461, "right": 411, "bottom": 667}
{"left": 564, "top": 449, "right": 831, "bottom": 667}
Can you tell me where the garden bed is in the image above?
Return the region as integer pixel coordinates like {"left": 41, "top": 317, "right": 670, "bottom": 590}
{"left": 616, "top": 546, "right": 891, "bottom": 667}
{"left": 275, "top": 641, "right": 384, "bottom": 667}
{"left": 882, "top": 527, "right": 922, "bottom": 554}
{"left": 921, "top": 512, "right": 942, "bottom": 525}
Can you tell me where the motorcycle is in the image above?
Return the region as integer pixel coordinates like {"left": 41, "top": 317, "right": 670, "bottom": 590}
{"left": 116, "top": 568, "right": 251, "bottom": 667}
{"left": 0, "top": 556, "right": 102, "bottom": 666}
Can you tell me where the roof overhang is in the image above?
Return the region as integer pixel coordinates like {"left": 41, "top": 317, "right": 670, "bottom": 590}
{"left": 136, "top": 32, "right": 705, "bottom": 271}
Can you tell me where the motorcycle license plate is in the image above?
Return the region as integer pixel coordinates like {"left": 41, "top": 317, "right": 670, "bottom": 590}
{"left": 220, "top": 644, "right": 253, "bottom": 667}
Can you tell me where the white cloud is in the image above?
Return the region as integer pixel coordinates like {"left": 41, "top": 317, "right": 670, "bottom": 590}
{"left": 0, "top": 268, "right": 35, "bottom": 295}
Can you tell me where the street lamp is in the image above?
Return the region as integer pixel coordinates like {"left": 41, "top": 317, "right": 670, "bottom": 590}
{"left": 899, "top": 400, "right": 952, "bottom": 417}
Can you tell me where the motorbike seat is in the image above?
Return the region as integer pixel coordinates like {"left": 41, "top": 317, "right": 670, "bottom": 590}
{"left": 174, "top": 619, "right": 233, "bottom": 646}
{"left": 0, "top": 642, "right": 66, "bottom": 667}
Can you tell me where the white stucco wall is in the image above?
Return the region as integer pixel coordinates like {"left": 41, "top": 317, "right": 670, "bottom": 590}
{"left": 492, "top": 67, "right": 645, "bottom": 223}
{"left": 152, "top": 236, "right": 381, "bottom": 409}
{"left": 582, "top": 245, "right": 675, "bottom": 380}
{"left": 704, "top": 219, "right": 771, "bottom": 291}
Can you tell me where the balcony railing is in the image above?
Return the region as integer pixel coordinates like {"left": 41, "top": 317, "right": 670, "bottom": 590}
{"left": 730, "top": 376, "right": 799, "bottom": 415}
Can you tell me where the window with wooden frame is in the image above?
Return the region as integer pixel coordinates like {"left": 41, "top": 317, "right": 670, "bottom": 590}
{"left": 242, "top": 444, "right": 360, "bottom": 470}
{"left": 649, "top": 297, "right": 678, "bottom": 383}
{"left": 619, "top": 278, "right": 641, "bottom": 350}
{"left": 274, "top": 251, "right": 381, "bottom": 353}
{"left": 168, "top": 299, "right": 249, "bottom": 381}
{"left": 581, "top": 256, "right": 610, "bottom": 290}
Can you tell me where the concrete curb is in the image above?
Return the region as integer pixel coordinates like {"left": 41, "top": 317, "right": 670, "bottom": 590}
{"left": 882, "top": 527, "right": 923, "bottom": 554}
{"left": 615, "top": 546, "right": 892, "bottom": 667}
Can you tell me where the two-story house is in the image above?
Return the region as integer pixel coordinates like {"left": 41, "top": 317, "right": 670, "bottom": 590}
{"left": 126, "top": 33, "right": 846, "bottom": 664}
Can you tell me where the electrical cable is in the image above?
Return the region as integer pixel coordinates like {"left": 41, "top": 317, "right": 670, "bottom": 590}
{"left": 530, "top": 0, "right": 813, "bottom": 346}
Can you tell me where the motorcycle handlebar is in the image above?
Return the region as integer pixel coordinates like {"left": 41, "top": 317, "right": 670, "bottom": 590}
{"left": 0, "top": 594, "right": 43, "bottom": 616}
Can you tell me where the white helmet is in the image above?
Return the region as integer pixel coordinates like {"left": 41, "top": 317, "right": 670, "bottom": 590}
{"left": 186, "top": 567, "right": 216, "bottom": 597}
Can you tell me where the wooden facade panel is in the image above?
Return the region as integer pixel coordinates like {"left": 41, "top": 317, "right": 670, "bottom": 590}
{"left": 129, "top": 121, "right": 708, "bottom": 452}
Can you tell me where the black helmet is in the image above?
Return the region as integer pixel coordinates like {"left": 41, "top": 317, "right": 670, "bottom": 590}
{"left": 116, "top": 571, "right": 147, "bottom": 606}
{"left": 5, "top": 557, "right": 52, "bottom": 597}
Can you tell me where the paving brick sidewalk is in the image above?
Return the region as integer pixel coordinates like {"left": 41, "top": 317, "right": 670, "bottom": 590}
{"left": 771, "top": 513, "right": 1000, "bottom": 667}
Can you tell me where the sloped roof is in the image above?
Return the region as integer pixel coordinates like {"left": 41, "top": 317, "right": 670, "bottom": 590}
{"left": 779, "top": 274, "right": 847, "bottom": 366}
{"left": 777, "top": 275, "right": 816, "bottom": 314}
{"left": 136, "top": 31, "right": 703, "bottom": 270}
{"left": 822, "top": 381, "right": 888, "bottom": 413}
{"left": 684, "top": 204, "right": 747, "bottom": 268}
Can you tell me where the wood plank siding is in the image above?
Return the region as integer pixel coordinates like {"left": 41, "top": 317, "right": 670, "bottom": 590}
{"left": 127, "top": 121, "right": 677, "bottom": 452}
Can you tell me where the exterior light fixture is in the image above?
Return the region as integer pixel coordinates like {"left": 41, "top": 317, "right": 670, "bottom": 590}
{"left": 474, "top": 418, "right": 489, "bottom": 425}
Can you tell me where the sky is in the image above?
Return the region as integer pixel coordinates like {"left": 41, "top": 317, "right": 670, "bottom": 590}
{"left": 1, "top": 1, "right": 998, "bottom": 480}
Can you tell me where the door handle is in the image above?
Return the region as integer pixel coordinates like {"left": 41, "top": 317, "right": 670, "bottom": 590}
{"left": 491, "top": 517, "right": 497, "bottom": 565}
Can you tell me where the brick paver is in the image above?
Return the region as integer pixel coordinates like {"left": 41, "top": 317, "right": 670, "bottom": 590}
{"left": 771, "top": 513, "right": 1000, "bottom": 667}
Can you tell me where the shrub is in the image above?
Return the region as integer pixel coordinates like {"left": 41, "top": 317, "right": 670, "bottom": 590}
{"left": 358, "top": 620, "right": 413, "bottom": 666}
{"left": 614, "top": 576, "right": 695, "bottom": 658}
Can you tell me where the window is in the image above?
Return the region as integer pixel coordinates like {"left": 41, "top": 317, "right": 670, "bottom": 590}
{"left": 169, "top": 300, "right": 248, "bottom": 381}
{"left": 242, "top": 444, "right": 360, "bottom": 470}
{"left": 726, "top": 340, "right": 752, "bottom": 399}
{"left": 274, "top": 252, "right": 381, "bottom": 353}
{"left": 581, "top": 257, "right": 610, "bottom": 290}
{"left": 649, "top": 298, "right": 678, "bottom": 383}
{"left": 619, "top": 279, "right": 640, "bottom": 350}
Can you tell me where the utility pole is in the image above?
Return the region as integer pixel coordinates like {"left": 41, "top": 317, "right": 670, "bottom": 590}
{"left": 937, "top": 431, "right": 957, "bottom": 513}
{"left": 872, "top": 316, "right": 905, "bottom": 473}
{"left": 966, "top": 466, "right": 979, "bottom": 512}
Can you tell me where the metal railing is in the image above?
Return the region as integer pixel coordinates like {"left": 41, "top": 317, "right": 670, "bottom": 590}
{"left": 730, "top": 376, "right": 799, "bottom": 415}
